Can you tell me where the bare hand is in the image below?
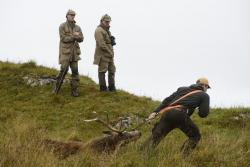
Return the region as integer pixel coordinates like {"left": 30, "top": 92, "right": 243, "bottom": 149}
{"left": 147, "top": 112, "right": 157, "bottom": 121}
{"left": 73, "top": 32, "right": 80, "bottom": 36}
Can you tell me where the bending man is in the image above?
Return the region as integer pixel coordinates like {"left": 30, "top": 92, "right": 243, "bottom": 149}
{"left": 146, "top": 78, "right": 211, "bottom": 156}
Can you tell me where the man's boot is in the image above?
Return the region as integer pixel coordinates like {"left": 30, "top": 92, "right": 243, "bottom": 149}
{"left": 98, "top": 72, "right": 108, "bottom": 92}
{"left": 108, "top": 72, "right": 116, "bottom": 92}
{"left": 70, "top": 79, "right": 79, "bottom": 97}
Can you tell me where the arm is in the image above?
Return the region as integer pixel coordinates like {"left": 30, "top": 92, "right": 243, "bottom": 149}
{"left": 74, "top": 27, "right": 84, "bottom": 43}
{"left": 95, "top": 29, "right": 113, "bottom": 56}
{"left": 198, "top": 93, "right": 210, "bottom": 118}
{"left": 59, "top": 24, "right": 75, "bottom": 43}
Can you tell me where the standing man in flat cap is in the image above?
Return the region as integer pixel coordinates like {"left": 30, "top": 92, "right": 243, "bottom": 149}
{"left": 94, "top": 14, "right": 117, "bottom": 92}
{"left": 54, "top": 9, "right": 84, "bottom": 97}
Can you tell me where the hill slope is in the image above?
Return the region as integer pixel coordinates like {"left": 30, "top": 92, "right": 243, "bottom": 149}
{"left": 0, "top": 61, "right": 249, "bottom": 167}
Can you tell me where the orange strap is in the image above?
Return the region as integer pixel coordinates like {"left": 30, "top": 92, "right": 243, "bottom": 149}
{"left": 159, "top": 90, "right": 203, "bottom": 114}
{"left": 159, "top": 105, "right": 183, "bottom": 114}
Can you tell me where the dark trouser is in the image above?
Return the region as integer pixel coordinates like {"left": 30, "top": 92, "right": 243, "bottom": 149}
{"left": 98, "top": 72, "right": 115, "bottom": 91}
{"left": 55, "top": 61, "right": 79, "bottom": 93}
{"left": 147, "top": 109, "right": 201, "bottom": 156}
{"left": 98, "top": 60, "right": 116, "bottom": 91}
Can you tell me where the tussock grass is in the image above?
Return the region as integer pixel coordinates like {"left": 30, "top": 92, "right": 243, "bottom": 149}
{"left": 0, "top": 61, "right": 249, "bottom": 167}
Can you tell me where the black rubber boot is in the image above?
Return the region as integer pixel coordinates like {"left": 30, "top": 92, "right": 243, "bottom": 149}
{"left": 108, "top": 73, "right": 116, "bottom": 92}
{"left": 108, "top": 84, "right": 116, "bottom": 92}
{"left": 100, "top": 85, "right": 108, "bottom": 92}
{"left": 70, "top": 80, "right": 79, "bottom": 97}
{"left": 98, "top": 72, "right": 108, "bottom": 92}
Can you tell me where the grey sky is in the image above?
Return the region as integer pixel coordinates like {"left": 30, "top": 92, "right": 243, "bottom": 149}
{"left": 1, "top": 0, "right": 250, "bottom": 107}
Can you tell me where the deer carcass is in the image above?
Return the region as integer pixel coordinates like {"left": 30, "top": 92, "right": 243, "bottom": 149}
{"left": 42, "top": 117, "right": 141, "bottom": 159}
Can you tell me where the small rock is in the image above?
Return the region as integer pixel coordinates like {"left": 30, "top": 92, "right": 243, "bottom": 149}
{"left": 23, "top": 75, "right": 57, "bottom": 87}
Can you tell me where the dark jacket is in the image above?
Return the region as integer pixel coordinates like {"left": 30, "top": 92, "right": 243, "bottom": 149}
{"left": 154, "top": 84, "right": 210, "bottom": 118}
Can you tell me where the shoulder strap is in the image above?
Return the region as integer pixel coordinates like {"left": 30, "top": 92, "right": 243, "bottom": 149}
{"left": 169, "top": 90, "right": 203, "bottom": 106}
{"left": 158, "top": 90, "right": 203, "bottom": 114}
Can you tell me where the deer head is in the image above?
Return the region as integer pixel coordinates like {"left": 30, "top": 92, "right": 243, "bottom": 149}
{"left": 83, "top": 116, "right": 141, "bottom": 153}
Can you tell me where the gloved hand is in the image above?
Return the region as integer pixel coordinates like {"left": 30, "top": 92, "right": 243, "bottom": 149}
{"left": 147, "top": 112, "right": 157, "bottom": 121}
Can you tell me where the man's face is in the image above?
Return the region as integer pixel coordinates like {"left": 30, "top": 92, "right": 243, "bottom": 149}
{"left": 202, "top": 84, "right": 209, "bottom": 92}
{"left": 102, "top": 20, "right": 110, "bottom": 27}
{"left": 67, "top": 14, "right": 75, "bottom": 22}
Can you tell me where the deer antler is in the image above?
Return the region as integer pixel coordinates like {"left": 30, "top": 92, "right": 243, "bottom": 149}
{"left": 84, "top": 118, "right": 126, "bottom": 134}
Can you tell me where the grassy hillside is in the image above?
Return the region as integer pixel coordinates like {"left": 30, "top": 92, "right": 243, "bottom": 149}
{"left": 0, "top": 61, "right": 249, "bottom": 167}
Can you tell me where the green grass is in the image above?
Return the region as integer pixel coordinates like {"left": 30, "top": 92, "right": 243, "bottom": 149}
{"left": 0, "top": 61, "right": 249, "bottom": 167}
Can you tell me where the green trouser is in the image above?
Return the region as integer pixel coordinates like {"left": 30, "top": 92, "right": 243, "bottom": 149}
{"left": 98, "top": 59, "right": 116, "bottom": 91}
{"left": 57, "top": 61, "right": 79, "bottom": 91}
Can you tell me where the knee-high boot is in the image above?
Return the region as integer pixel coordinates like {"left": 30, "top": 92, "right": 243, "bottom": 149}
{"left": 98, "top": 72, "right": 107, "bottom": 91}
{"left": 108, "top": 72, "right": 116, "bottom": 91}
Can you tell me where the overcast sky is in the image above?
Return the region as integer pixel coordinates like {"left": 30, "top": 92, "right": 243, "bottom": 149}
{"left": 1, "top": 0, "right": 250, "bottom": 107}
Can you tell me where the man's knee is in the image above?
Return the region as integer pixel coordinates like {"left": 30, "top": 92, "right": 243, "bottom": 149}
{"left": 180, "top": 117, "right": 200, "bottom": 140}
{"left": 191, "top": 131, "right": 201, "bottom": 143}
{"left": 72, "top": 68, "right": 79, "bottom": 75}
{"left": 196, "top": 132, "right": 201, "bottom": 141}
{"left": 98, "top": 60, "right": 109, "bottom": 73}
{"left": 60, "top": 64, "right": 69, "bottom": 72}
{"left": 189, "top": 126, "right": 201, "bottom": 141}
{"left": 70, "top": 62, "right": 78, "bottom": 73}
{"left": 108, "top": 64, "right": 116, "bottom": 74}
{"left": 151, "top": 122, "right": 168, "bottom": 146}
{"left": 98, "top": 68, "right": 108, "bottom": 73}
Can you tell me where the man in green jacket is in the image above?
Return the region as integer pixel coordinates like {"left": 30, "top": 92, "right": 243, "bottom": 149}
{"left": 54, "top": 9, "right": 84, "bottom": 97}
{"left": 94, "top": 14, "right": 116, "bottom": 92}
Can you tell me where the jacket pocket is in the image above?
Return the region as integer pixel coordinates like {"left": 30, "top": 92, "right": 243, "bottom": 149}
{"left": 62, "top": 47, "right": 71, "bottom": 54}
{"left": 61, "top": 43, "right": 72, "bottom": 48}
{"left": 76, "top": 46, "right": 81, "bottom": 55}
